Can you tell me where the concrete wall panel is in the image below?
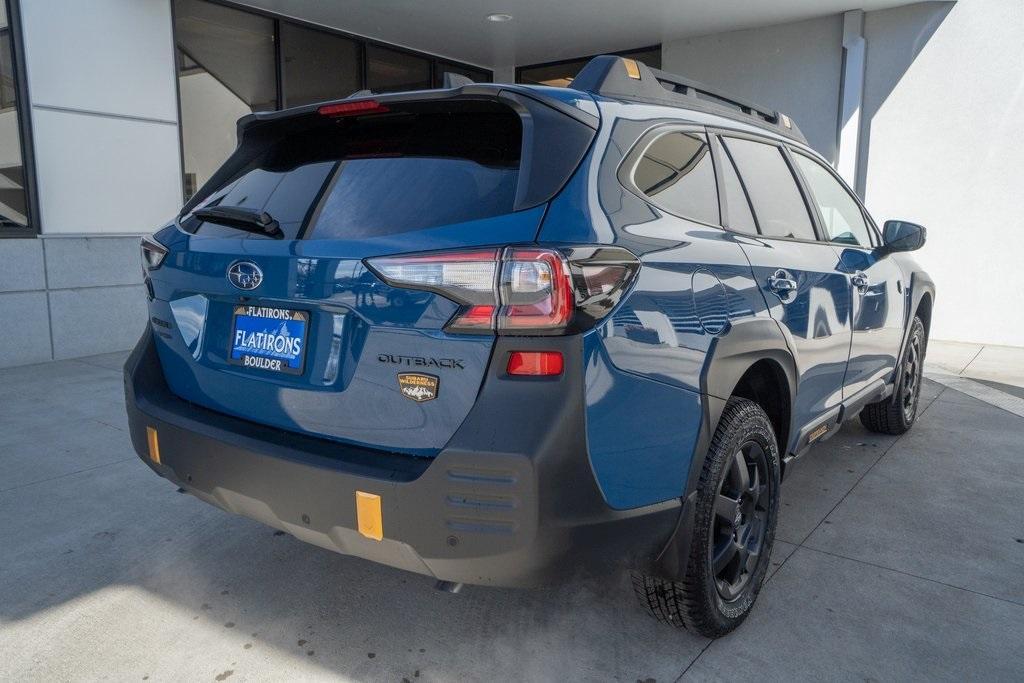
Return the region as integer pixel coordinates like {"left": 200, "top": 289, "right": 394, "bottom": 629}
{"left": 31, "top": 109, "right": 181, "bottom": 235}
{"left": 0, "top": 291, "right": 52, "bottom": 368}
{"left": 49, "top": 285, "right": 148, "bottom": 360}
{"left": 43, "top": 237, "right": 143, "bottom": 290}
{"left": 0, "top": 239, "right": 45, "bottom": 293}
{"left": 20, "top": 0, "right": 177, "bottom": 121}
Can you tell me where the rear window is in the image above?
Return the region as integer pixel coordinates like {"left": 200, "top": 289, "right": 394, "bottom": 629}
{"left": 185, "top": 101, "right": 522, "bottom": 240}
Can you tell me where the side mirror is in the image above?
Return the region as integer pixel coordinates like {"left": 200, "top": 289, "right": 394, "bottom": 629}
{"left": 882, "top": 220, "right": 926, "bottom": 253}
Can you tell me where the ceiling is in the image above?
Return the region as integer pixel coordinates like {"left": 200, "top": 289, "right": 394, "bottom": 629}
{"left": 236, "top": 0, "right": 930, "bottom": 69}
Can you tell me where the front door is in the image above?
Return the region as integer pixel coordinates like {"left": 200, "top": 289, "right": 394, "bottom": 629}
{"left": 788, "top": 151, "right": 906, "bottom": 398}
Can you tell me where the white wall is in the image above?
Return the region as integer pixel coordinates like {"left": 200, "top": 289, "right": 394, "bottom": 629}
{"left": 20, "top": 0, "right": 182, "bottom": 234}
{"left": 860, "top": 0, "right": 1023, "bottom": 346}
{"left": 662, "top": 15, "right": 844, "bottom": 162}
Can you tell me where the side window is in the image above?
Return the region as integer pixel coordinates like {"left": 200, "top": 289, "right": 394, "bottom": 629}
{"left": 629, "top": 130, "right": 719, "bottom": 225}
{"left": 791, "top": 152, "right": 872, "bottom": 247}
{"left": 721, "top": 137, "right": 816, "bottom": 241}
{"left": 716, "top": 139, "right": 758, "bottom": 235}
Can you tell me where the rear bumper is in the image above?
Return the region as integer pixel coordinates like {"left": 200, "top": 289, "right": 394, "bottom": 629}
{"left": 125, "top": 329, "right": 681, "bottom": 587}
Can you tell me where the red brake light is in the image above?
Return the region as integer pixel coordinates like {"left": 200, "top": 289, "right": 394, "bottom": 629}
{"left": 318, "top": 100, "right": 390, "bottom": 117}
{"left": 507, "top": 351, "right": 563, "bottom": 376}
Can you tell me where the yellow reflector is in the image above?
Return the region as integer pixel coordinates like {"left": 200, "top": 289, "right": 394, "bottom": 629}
{"left": 623, "top": 58, "right": 641, "bottom": 80}
{"left": 146, "top": 426, "right": 161, "bottom": 464}
{"left": 356, "top": 491, "right": 383, "bottom": 541}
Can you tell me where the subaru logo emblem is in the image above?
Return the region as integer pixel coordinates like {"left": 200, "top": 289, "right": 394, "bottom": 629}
{"left": 227, "top": 261, "right": 263, "bottom": 290}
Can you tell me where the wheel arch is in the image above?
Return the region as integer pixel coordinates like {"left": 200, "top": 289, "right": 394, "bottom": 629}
{"left": 651, "top": 317, "right": 797, "bottom": 583}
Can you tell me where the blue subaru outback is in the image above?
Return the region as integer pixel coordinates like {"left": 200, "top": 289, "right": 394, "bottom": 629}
{"left": 126, "top": 56, "right": 933, "bottom": 637}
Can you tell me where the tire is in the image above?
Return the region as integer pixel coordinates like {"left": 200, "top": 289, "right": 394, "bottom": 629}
{"left": 860, "top": 316, "right": 926, "bottom": 435}
{"left": 633, "top": 397, "right": 781, "bottom": 638}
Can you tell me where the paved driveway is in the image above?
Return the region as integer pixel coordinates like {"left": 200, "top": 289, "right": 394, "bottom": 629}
{"left": 1, "top": 344, "right": 1022, "bottom": 681}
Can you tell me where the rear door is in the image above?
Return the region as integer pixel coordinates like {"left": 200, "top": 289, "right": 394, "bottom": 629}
{"left": 147, "top": 95, "right": 593, "bottom": 455}
{"left": 715, "top": 133, "right": 853, "bottom": 436}
{"left": 788, "top": 150, "right": 906, "bottom": 397}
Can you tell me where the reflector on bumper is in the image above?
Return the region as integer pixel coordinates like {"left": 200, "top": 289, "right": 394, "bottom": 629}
{"left": 356, "top": 491, "right": 384, "bottom": 541}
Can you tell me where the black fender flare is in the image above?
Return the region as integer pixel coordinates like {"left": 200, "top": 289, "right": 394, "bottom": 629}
{"left": 890, "top": 271, "right": 936, "bottom": 404}
{"left": 653, "top": 316, "right": 796, "bottom": 581}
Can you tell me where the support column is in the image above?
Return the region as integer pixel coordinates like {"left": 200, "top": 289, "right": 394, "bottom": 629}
{"left": 836, "top": 10, "right": 866, "bottom": 192}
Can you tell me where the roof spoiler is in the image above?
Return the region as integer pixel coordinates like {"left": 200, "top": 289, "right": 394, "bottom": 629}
{"left": 569, "top": 55, "right": 806, "bottom": 144}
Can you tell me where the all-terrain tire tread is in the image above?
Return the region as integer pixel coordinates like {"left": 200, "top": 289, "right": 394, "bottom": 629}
{"left": 632, "top": 397, "right": 777, "bottom": 638}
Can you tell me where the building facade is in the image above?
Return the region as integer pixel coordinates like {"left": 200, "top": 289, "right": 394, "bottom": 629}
{"left": 0, "top": 0, "right": 1019, "bottom": 368}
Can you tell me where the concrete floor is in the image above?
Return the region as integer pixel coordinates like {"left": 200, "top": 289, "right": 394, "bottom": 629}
{"left": 1, "top": 341, "right": 1022, "bottom": 681}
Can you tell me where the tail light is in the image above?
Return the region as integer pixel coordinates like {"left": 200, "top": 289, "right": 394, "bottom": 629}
{"left": 141, "top": 235, "right": 167, "bottom": 271}
{"left": 366, "top": 246, "right": 640, "bottom": 335}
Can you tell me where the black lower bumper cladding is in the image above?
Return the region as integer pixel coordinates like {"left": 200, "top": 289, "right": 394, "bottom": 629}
{"left": 124, "top": 329, "right": 681, "bottom": 587}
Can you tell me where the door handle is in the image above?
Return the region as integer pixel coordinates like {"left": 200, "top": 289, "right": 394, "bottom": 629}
{"left": 851, "top": 272, "right": 870, "bottom": 291}
{"left": 767, "top": 269, "right": 798, "bottom": 295}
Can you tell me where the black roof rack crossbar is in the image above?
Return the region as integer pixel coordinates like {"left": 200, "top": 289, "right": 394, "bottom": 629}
{"left": 569, "top": 55, "right": 806, "bottom": 144}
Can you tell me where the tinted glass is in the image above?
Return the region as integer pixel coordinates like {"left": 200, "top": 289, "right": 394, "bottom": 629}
{"left": 0, "top": 5, "right": 30, "bottom": 231}
{"left": 722, "top": 137, "right": 815, "bottom": 240}
{"left": 310, "top": 107, "right": 520, "bottom": 239}
{"left": 175, "top": 0, "right": 277, "bottom": 200}
{"left": 281, "top": 23, "right": 361, "bottom": 107}
{"left": 190, "top": 162, "right": 335, "bottom": 240}
{"left": 367, "top": 45, "right": 431, "bottom": 93}
{"left": 792, "top": 152, "right": 872, "bottom": 246}
{"left": 718, "top": 142, "right": 757, "bottom": 235}
{"left": 631, "top": 131, "right": 719, "bottom": 225}
{"left": 187, "top": 102, "right": 522, "bottom": 241}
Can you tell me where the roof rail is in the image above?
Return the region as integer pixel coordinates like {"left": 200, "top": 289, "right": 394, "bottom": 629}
{"left": 568, "top": 55, "right": 806, "bottom": 144}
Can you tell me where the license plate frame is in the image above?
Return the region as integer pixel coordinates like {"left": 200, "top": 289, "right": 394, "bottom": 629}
{"left": 228, "top": 305, "right": 309, "bottom": 376}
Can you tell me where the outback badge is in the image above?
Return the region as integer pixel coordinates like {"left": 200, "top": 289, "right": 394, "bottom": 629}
{"left": 398, "top": 373, "right": 439, "bottom": 402}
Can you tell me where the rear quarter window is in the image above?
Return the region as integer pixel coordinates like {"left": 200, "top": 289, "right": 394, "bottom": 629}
{"left": 623, "top": 129, "right": 720, "bottom": 225}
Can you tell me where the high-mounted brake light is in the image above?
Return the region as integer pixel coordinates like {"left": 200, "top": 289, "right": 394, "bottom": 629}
{"left": 317, "top": 100, "right": 390, "bottom": 117}
{"left": 366, "top": 246, "right": 641, "bottom": 336}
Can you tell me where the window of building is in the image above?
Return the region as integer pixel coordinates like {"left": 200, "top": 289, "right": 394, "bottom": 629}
{"left": 721, "top": 137, "right": 816, "bottom": 241}
{"left": 281, "top": 22, "right": 361, "bottom": 107}
{"left": 0, "top": 0, "right": 34, "bottom": 235}
{"left": 366, "top": 45, "right": 431, "bottom": 93}
{"left": 174, "top": 0, "right": 492, "bottom": 203}
{"left": 627, "top": 130, "right": 719, "bottom": 225}
{"left": 791, "top": 152, "right": 872, "bottom": 247}
{"left": 175, "top": 0, "right": 277, "bottom": 200}
{"left": 517, "top": 46, "right": 660, "bottom": 87}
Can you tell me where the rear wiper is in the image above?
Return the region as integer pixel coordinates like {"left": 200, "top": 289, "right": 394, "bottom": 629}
{"left": 193, "top": 206, "right": 284, "bottom": 239}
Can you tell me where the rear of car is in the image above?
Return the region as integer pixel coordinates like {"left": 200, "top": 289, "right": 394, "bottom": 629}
{"left": 125, "top": 84, "right": 681, "bottom": 586}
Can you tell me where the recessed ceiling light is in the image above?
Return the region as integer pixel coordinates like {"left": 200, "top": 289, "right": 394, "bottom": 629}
{"left": 486, "top": 13, "right": 513, "bottom": 22}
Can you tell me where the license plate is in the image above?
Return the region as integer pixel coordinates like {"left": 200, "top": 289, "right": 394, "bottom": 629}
{"left": 228, "top": 305, "right": 309, "bottom": 375}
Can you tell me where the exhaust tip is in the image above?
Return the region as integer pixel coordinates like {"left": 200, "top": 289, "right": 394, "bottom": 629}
{"left": 434, "top": 580, "right": 463, "bottom": 594}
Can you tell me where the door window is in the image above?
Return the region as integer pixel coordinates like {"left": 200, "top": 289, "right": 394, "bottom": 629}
{"left": 628, "top": 130, "right": 719, "bottom": 225}
{"left": 792, "top": 152, "right": 872, "bottom": 247}
{"left": 717, "top": 141, "right": 758, "bottom": 235}
{"left": 721, "top": 137, "right": 816, "bottom": 241}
